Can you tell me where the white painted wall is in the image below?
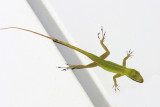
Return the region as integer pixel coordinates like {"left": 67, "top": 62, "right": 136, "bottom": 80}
{"left": 1, "top": 0, "right": 160, "bottom": 107}
{"left": 34, "top": 0, "right": 160, "bottom": 107}
{"left": 0, "top": 0, "right": 94, "bottom": 107}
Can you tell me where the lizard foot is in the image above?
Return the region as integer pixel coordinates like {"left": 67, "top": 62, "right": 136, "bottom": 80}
{"left": 57, "top": 63, "right": 76, "bottom": 71}
{"left": 112, "top": 83, "right": 120, "bottom": 92}
{"left": 127, "top": 49, "right": 134, "bottom": 58}
{"left": 98, "top": 26, "right": 106, "bottom": 43}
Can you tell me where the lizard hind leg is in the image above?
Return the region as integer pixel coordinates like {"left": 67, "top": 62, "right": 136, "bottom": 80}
{"left": 58, "top": 27, "right": 110, "bottom": 71}
{"left": 98, "top": 26, "right": 110, "bottom": 58}
{"left": 57, "top": 62, "right": 98, "bottom": 71}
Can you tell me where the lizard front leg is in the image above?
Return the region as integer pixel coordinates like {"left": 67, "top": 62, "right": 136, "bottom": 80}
{"left": 113, "top": 73, "right": 123, "bottom": 92}
{"left": 122, "top": 49, "right": 133, "bottom": 67}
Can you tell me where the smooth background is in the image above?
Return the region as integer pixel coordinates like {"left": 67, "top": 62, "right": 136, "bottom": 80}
{"left": 0, "top": 0, "right": 160, "bottom": 107}
{"left": 0, "top": 0, "right": 94, "bottom": 107}
{"left": 45, "top": 0, "right": 160, "bottom": 107}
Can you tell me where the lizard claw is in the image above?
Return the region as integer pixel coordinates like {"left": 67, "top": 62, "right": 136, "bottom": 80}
{"left": 112, "top": 84, "right": 120, "bottom": 92}
{"left": 57, "top": 63, "right": 71, "bottom": 71}
{"left": 98, "top": 32, "right": 100, "bottom": 40}
{"left": 57, "top": 63, "right": 76, "bottom": 71}
{"left": 98, "top": 26, "right": 107, "bottom": 43}
{"left": 127, "top": 49, "right": 134, "bottom": 58}
{"left": 57, "top": 66, "right": 68, "bottom": 71}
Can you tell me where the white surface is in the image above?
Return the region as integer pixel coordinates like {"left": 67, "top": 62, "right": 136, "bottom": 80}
{"left": 1, "top": 0, "right": 160, "bottom": 107}
{"left": 0, "top": 0, "right": 94, "bottom": 107}
{"left": 26, "top": 0, "right": 111, "bottom": 106}
{"left": 41, "top": 0, "right": 160, "bottom": 107}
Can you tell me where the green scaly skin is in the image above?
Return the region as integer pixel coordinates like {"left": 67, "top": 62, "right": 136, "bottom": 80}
{"left": 0, "top": 27, "right": 144, "bottom": 92}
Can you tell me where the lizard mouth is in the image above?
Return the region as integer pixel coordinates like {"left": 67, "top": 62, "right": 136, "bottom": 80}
{"left": 140, "top": 78, "right": 144, "bottom": 83}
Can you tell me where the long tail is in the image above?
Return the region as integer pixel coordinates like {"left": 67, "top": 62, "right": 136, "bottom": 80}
{"left": 0, "top": 27, "right": 96, "bottom": 59}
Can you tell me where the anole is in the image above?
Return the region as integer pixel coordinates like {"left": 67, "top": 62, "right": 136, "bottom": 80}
{"left": 0, "top": 27, "right": 144, "bottom": 91}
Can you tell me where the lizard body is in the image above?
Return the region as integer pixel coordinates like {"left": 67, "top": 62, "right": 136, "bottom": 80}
{"left": 0, "top": 27, "right": 144, "bottom": 91}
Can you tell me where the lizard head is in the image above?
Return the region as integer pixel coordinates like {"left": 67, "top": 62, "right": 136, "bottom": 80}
{"left": 126, "top": 69, "right": 144, "bottom": 83}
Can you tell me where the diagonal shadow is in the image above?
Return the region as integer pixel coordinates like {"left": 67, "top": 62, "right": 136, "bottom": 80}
{"left": 27, "top": 0, "right": 110, "bottom": 107}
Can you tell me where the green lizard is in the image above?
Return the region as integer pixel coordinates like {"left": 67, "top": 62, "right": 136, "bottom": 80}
{"left": 0, "top": 27, "right": 144, "bottom": 91}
